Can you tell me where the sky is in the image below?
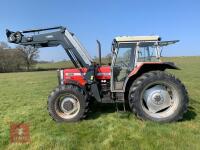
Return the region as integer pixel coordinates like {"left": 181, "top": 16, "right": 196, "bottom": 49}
{"left": 0, "top": 0, "right": 200, "bottom": 61}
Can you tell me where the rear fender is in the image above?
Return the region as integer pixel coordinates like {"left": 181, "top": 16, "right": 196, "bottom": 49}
{"left": 128, "top": 62, "right": 179, "bottom": 78}
{"left": 123, "top": 62, "right": 179, "bottom": 100}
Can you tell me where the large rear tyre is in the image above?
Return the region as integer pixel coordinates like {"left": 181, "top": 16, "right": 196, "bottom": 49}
{"left": 129, "top": 71, "right": 188, "bottom": 123}
{"left": 48, "top": 85, "right": 89, "bottom": 122}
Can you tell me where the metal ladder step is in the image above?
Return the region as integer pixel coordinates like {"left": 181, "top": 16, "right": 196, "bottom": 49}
{"left": 115, "top": 101, "right": 126, "bottom": 112}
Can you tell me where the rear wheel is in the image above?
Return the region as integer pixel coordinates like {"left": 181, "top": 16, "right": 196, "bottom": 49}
{"left": 129, "top": 71, "right": 188, "bottom": 122}
{"left": 48, "top": 85, "right": 89, "bottom": 122}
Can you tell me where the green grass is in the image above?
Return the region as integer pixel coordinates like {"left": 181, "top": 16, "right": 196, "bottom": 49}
{"left": 0, "top": 56, "right": 200, "bottom": 150}
{"left": 36, "top": 61, "right": 74, "bottom": 69}
{"left": 36, "top": 58, "right": 111, "bottom": 70}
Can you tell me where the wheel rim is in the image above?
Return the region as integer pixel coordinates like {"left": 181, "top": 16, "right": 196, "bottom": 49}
{"left": 55, "top": 94, "right": 80, "bottom": 119}
{"left": 141, "top": 81, "right": 180, "bottom": 119}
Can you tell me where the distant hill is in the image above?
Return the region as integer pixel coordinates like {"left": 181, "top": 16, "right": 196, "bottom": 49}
{"left": 36, "top": 56, "right": 200, "bottom": 70}
{"left": 36, "top": 57, "right": 111, "bottom": 70}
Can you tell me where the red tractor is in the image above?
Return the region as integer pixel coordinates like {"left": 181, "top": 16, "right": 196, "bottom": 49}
{"left": 6, "top": 26, "right": 188, "bottom": 123}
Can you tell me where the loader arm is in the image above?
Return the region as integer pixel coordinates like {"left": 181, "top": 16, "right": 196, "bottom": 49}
{"left": 6, "top": 26, "right": 93, "bottom": 68}
{"left": 6, "top": 26, "right": 102, "bottom": 102}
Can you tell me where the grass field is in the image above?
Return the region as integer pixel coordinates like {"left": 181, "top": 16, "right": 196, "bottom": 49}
{"left": 35, "top": 58, "right": 111, "bottom": 70}
{"left": 0, "top": 56, "right": 200, "bottom": 150}
{"left": 36, "top": 61, "right": 74, "bottom": 69}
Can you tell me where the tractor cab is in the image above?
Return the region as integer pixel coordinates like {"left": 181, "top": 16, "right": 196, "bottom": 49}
{"left": 110, "top": 36, "right": 179, "bottom": 91}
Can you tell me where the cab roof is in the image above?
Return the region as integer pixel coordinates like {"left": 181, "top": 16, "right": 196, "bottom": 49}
{"left": 114, "top": 36, "right": 161, "bottom": 42}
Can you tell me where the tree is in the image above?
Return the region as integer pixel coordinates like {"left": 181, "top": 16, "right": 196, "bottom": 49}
{"left": 105, "top": 53, "right": 112, "bottom": 64}
{"left": 0, "top": 42, "right": 9, "bottom": 49}
{"left": 17, "top": 46, "right": 39, "bottom": 71}
{"left": 0, "top": 42, "right": 10, "bottom": 72}
{"left": 0, "top": 48, "right": 24, "bottom": 72}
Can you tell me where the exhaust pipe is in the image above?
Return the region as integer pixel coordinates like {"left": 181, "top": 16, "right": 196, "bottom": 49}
{"left": 96, "top": 40, "right": 101, "bottom": 66}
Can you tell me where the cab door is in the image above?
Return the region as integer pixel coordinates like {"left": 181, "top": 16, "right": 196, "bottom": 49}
{"left": 111, "top": 43, "right": 136, "bottom": 91}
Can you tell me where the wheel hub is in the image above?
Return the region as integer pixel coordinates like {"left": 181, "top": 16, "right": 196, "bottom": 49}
{"left": 60, "top": 97, "right": 78, "bottom": 114}
{"left": 143, "top": 85, "right": 171, "bottom": 113}
{"left": 63, "top": 101, "right": 74, "bottom": 111}
{"left": 152, "top": 93, "right": 164, "bottom": 105}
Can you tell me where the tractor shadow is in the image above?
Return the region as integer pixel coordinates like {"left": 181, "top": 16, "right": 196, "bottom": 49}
{"left": 87, "top": 98, "right": 197, "bottom": 121}
{"left": 181, "top": 98, "right": 198, "bottom": 121}
{"left": 182, "top": 106, "right": 196, "bottom": 121}
{"left": 86, "top": 102, "right": 128, "bottom": 120}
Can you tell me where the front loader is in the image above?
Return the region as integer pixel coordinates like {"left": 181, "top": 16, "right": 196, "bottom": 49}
{"left": 6, "top": 26, "right": 188, "bottom": 122}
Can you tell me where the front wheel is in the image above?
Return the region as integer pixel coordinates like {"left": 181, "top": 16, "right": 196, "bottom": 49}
{"left": 48, "top": 85, "right": 89, "bottom": 122}
{"left": 129, "top": 71, "right": 188, "bottom": 123}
